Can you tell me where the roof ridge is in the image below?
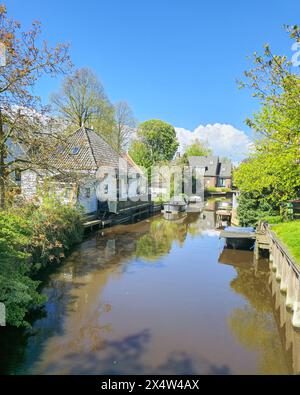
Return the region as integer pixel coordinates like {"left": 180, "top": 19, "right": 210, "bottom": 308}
{"left": 83, "top": 127, "right": 98, "bottom": 169}
{"left": 85, "top": 126, "right": 118, "bottom": 152}
{"left": 66, "top": 126, "right": 83, "bottom": 137}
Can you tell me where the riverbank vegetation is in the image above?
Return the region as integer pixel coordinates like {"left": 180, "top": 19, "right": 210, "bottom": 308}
{"left": 234, "top": 25, "right": 300, "bottom": 226}
{"left": 0, "top": 199, "right": 83, "bottom": 327}
{"left": 272, "top": 221, "right": 300, "bottom": 265}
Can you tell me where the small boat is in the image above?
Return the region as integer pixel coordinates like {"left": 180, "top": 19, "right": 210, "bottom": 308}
{"left": 163, "top": 196, "right": 187, "bottom": 214}
{"left": 187, "top": 195, "right": 203, "bottom": 213}
{"left": 163, "top": 201, "right": 187, "bottom": 214}
{"left": 220, "top": 226, "right": 255, "bottom": 250}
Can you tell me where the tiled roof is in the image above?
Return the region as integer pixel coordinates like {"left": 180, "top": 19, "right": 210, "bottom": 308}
{"left": 188, "top": 156, "right": 220, "bottom": 176}
{"left": 51, "top": 127, "right": 134, "bottom": 172}
{"left": 219, "top": 161, "right": 232, "bottom": 178}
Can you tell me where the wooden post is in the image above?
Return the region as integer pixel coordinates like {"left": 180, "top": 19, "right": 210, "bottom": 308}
{"left": 280, "top": 256, "right": 288, "bottom": 293}
{"left": 292, "top": 278, "right": 300, "bottom": 328}
{"left": 271, "top": 243, "right": 278, "bottom": 272}
{"left": 286, "top": 264, "right": 295, "bottom": 310}
{"left": 254, "top": 242, "right": 259, "bottom": 260}
{"left": 276, "top": 250, "right": 283, "bottom": 282}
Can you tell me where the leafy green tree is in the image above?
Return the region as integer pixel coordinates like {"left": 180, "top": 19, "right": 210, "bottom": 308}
{"left": 236, "top": 191, "right": 277, "bottom": 227}
{"left": 182, "top": 139, "right": 211, "bottom": 161}
{"left": 235, "top": 25, "right": 300, "bottom": 222}
{"left": 129, "top": 119, "right": 179, "bottom": 168}
{"left": 128, "top": 140, "right": 153, "bottom": 169}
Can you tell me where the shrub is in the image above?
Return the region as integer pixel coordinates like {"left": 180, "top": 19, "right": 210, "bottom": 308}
{"left": 0, "top": 212, "right": 43, "bottom": 327}
{"left": 261, "top": 215, "right": 282, "bottom": 224}
{"left": 206, "top": 186, "right": 230, "bottom": 193}
{"left": 206, "top": 186, "right": 218, "bottom": 192}
{"left": 0, "top": 199, "right": 83, "bottom": 327}
{"left": 237, "top": 191, "right": 279, "bottom": 227}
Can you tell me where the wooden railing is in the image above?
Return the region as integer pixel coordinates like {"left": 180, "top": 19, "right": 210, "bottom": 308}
{"left": 258, "top": 221, "right": 300, "bottom": 328}
{"left": 261, "top": 222, "right": 300, "bottom": 279}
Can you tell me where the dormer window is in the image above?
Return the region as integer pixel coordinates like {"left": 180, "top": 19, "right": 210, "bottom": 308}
{"left": 71, "top": 147, "right": 80, "bottom": 155}
{"left": 57, "top": 145, "right": 64, "bottom": 154}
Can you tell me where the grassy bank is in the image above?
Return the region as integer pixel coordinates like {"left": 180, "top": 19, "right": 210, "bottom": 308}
{"left": 272, "top": 221, "right": 300, "bottom": 265}
{"left": 0, "top": 198, "right": 83, "bottom": 327}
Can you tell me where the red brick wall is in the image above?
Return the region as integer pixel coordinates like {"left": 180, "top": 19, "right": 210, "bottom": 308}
{"left": 205, "top": 177, "right": 217, "bottom": 187}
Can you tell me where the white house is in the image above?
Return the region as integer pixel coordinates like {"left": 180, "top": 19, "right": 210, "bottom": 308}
{"left": 20, "top": 127, "right": 148, "bottom": 215}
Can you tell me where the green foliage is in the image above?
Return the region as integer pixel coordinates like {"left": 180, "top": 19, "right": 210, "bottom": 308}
{"left": 206, "top": 186, "right": 230, "bottom": 193}
{"left": 236, "top": 191, "right": 279, "bottom": 227}
{"left": 0, "top": 200, "right": 83, "bottom": 327}
{"left": 182, "top": 139, "right": 211, "bottom": 162}
{"left": 0, "top": 212, "right": 42, "bottom": 327}
{"left": 135, "top": 218, "right": 187, "bottom": 261}
{"left": 272, "top": 221, "right": 300, "bottom": 265}
{"left": 235, "top": 26, "right": 300, "bottom": 222}
{"left": 129, "top": 119, "right": 179, "bottom": 168}
{"left": 261, "top": 215, "right": 282, "bottom": 224}
{"left": 234, "top": 140, "right": 300, "bottom": 206}
{"left": 128, "top": 140, "right": 153, "bottom": 170}
{"left": 27, "top": 198, "right": 83, "bottom": 267}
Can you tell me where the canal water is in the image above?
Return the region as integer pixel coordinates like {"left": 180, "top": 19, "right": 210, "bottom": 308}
{"left": 0, "top": 200, "right": 299, "bottom": 375}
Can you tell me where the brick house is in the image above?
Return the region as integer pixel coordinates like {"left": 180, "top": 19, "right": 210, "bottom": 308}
{"left": 188, "top": 156, "right": 232, "bottom": 189}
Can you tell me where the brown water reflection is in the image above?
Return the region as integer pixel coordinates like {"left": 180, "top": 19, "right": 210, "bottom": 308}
{"left": 0, "top": 203, "right": 299, "bottom": 374}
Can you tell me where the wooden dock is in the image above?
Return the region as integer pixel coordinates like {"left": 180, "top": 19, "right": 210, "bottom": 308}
{"left": 82, "top": 202, "right": 162, "bottom": 232}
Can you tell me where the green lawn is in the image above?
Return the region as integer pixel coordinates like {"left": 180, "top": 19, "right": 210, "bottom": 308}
{"left": 272, "top": 221, "right": 300, "bottom": 265}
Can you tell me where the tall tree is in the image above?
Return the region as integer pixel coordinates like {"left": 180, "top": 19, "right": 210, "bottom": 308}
{"left": 129, "top": 119, "right": 179, "bottom": 168}
{"left": 51, "top": 67, "right": 114, "bottom": 131}
{"left": 234, "top": 25, "right": 300, "bottom": 223}
{"left": 0, "top": 5, "right": 71, "bottom": 208}
{"left": 111, "top": 101, "right": 136, "bottom": 152}
{"left": 182, "top": 139, "right": 212, "bottom": 162}
{"left": 238, "top": 25, "right": 300, "bottom": 155}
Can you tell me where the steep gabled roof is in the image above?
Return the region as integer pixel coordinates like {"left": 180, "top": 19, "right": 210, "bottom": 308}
{"left": 219, "top": 161, "right": 232, "bottom": 178}
{"left": 188, "top": 156, "right": 219, "bottom": 176}
{"left": 51, "top": 127, "right": 128, "bottom": 171}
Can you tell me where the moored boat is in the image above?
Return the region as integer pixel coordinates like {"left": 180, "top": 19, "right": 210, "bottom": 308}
{"left": 220, "top": 226, "right": 256, "bottom": 250}
{"left": 187, "top": 195, "right": 203, "bottom": 213}
{"left": 163, "top": 196, "right": 187, "bottom": 214}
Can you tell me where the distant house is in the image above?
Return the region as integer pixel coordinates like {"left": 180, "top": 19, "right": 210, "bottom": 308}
{"left": 21, "top": 127, "right": 148, "bottom": 215}
{"left": 188, "top": 156, "right": 232, "bottom": 189}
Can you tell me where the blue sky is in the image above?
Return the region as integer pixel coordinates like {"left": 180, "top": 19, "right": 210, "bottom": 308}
{"left": 7, "top": 0, "right": 300, "bottom": 159}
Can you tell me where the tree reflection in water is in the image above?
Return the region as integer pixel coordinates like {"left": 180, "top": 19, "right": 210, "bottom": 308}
{"left": 228, "top": 265, "right": 290, "bottom": 374}
{"left": 135, "top": 213, "right": 204, "bottom": 261}
{"left": 2, "top": 203, "right": 298, "bottom": 375}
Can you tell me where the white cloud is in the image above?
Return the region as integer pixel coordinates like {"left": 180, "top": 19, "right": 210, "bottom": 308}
{"left": 175, "top": 123, "right": 253, "bottom": 163}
